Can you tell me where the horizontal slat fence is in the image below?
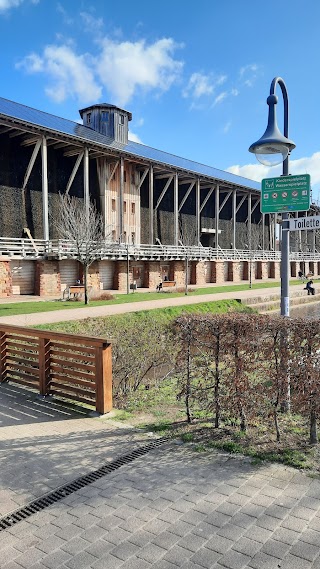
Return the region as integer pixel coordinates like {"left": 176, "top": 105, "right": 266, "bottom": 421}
{"left": 0, "top": 325, "right": 112, "bottom": 414}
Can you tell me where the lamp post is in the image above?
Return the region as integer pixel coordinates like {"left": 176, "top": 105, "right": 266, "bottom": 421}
{"left": 249, "top": 77, "right": 296, "bottom": 316}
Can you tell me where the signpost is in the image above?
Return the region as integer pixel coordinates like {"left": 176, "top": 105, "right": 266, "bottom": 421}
{"left": 261, "top": 174, "right": 310, "bottom": 214}
{"left": 288, "top": 215, "right": 320, "bottom": 231}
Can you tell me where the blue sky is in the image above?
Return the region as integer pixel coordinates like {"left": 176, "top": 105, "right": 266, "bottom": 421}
{"left": 1, "top": 0, "right": 320, "bottom": 199}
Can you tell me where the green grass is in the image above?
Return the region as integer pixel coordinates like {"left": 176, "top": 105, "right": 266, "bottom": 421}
{"left": 0, "top": 280, "right": 304, "bottom": 318}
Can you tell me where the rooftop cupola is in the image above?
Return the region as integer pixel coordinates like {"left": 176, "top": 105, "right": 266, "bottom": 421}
{"left": 79, "top": 103, "right": 132, "bottom": 144}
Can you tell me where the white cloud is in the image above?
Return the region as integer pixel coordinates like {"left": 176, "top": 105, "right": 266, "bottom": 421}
{"left": 128, "top": 131, "right": 143, "bottom": 143}
{"left": 0, "top": 0, "right": 22, "bottom": 11}
{"left": 213, "top": 91, "right": 227, "bottom": 106}
{"left": 183, "top": 72, "right": 227, "bottom": 100}
{"left": 17, "top": 44, "right": 101, "bottom": 103}
{"left": 96, "top": 37, "right": 183, "bottom": 106}
{"left": 80, "top": 11, "right": 104, "bottom": 33}
{"left": 227, "top": 151, "right": 320, "bottom": 198}
{"left": 222, "top": 120, "right": 232, "bottom": 134}
{"left": 239, "top": 63, "right": 259, "bottom": 87}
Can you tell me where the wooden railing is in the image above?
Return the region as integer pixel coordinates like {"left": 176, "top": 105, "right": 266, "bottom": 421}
{"left": 0, "top": 325, "right": 112, "bottom": 414}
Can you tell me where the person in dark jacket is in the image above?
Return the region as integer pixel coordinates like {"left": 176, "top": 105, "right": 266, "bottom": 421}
{"left": 305, "top": 280, "right": 315, "bottom": 295}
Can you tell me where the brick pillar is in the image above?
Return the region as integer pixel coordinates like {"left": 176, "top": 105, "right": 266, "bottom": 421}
{"left": 173, "top": 261, "right": 185, "bottom": 286}
{"left": 212, "top": 261, "right": 225, "bottom": 284}
{"left": 260, "top": 261, "right": 269, "bottom": 280}
{"left": 79, "top": 261, "right": 101, "bottom": 291}
{"left": 35, "top": 260, "right": 60, "bottom": 296}
{"left": 145, "top": 261, "right": 161, "bottom": 289}
{"left": 194, "top": 261, "right": 207, "bottom": 286}
{"left": 0, "top": 260, "right": 12, "bottom": 297}
{"left": 113, "top": 261, "right": 128, "bottom": 291}
{"left": 291, "top": 261, "right": 297, "bottom": 278}
{"left": 274, "top": 261, "right": 281, "bottom": 280}
{"left": 230, "top": 261, "right": 242, "bottom": 283}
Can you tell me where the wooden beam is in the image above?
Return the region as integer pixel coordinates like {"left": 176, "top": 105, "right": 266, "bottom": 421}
{"left": 155, "top": 175, "right": 173, "bottom": 210}
{"left": 200, "top": 185, "right": 215, "bottom": 213}
{"left": 66, "top": 152, "right": 84, "bottom": 195}
{"left": 178, "top": 181, "right": 195, "bottom": 212}
{"left": 22, "top": 139, "right": 42, "bottom": 190}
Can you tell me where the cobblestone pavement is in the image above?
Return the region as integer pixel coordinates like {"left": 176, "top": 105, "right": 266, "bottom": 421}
{"left": 1, "top": 384, "right": 320, "bottom": 568}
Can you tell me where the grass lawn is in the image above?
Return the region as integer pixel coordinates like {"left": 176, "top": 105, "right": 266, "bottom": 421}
{"left": 0, "top": 280, "right": 303, "bottom": 318}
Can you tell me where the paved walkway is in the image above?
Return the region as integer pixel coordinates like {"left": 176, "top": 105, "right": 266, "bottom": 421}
{"left": 1, "top": 383, "right": 320, "bottom": 568}
{"left": 0, "top": 284, "right": 309, "bottom": 327}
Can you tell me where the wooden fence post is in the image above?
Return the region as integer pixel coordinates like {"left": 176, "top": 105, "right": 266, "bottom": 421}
{"left": 39, "top": 337, "right": 51, "bottom": 396}
{"left": 95, "top": 342, "right": 112, "bottom": 414}
{"left": 0, "top": 331, "right": 6, "bottom": 383}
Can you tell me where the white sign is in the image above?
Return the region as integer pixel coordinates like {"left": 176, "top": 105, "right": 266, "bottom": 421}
{"left": 288, "top": 216, "right": 320, "bottom": 231}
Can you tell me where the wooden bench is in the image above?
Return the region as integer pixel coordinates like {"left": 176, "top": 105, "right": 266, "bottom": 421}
{"left": 63, "top": 285, "right": 86, "bottom": 300}
{"left": 157, "top": 281, "right": 176, "bottom": 291}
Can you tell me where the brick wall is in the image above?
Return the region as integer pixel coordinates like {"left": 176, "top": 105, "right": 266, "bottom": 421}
{"left": 173, "top": 261, "right": 185, "bottom": 286}
{"left": 145, "top": 261, "right": 161, "bottom": 289}
{"left": 212, "top": 261, "right": 225, "bottom": 284}
{"left": 113, "top": 261, "right": 128, "bottom": 291}
{"left": 0, "top": 260, "right": 12, "bottom": 297}
{"left": 35, "top": 260, "right": 60, "bottom": 296}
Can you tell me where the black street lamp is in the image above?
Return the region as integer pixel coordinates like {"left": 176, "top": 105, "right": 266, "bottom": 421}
{"left": 249, "top": 77, "right": 296, "bottom": 316}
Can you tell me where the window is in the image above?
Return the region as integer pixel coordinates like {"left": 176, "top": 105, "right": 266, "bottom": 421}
{"left": 101, "top": 111, "right": 109, "bottom": 121}
{"left": 123, "top": 201, "right": 127, "bottom": 213}
{"left": 124, "top": 171, "right": 127, "bottom": 183}
{"left": 119, "top": 114, "right": 124, "bottom": 125}
{"left": 112, "top": 230, "right": 116, "bottom": 241}
{"left": 131, "top": 202, "right": 136, "bottom": 214}
{"left": 131, "top": 171, "right": 135, "bottom": 184}
{"left": 112, "top": 199, "right": 116, "bottom": 211}
{"left": 131, "top": 232, "right": 135, "bottom": 245}
{"left": 87, "top": 112, "right": 92, "bottom": 124}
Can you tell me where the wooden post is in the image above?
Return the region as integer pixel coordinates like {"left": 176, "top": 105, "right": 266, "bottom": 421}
{"left": 95, "top": 342, "right": 112, "bottom": 414}
{"left": 0, "top": 331, "right": 6, "bottom": 383}
{"left": 39, "top": 337, "right": 50, "bottom": 395}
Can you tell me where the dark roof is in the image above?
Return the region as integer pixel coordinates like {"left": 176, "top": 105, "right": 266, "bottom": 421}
{"left": 0, "top": 96, "right": 260, "bottom": 191}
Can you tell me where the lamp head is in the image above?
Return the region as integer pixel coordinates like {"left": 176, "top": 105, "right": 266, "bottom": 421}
{"left": 249, "top": 94, "right": 296, "bottom": 166}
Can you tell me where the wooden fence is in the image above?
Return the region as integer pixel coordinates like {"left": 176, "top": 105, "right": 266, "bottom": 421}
{"left": 0, "top": 325, "right": 112, "bottom": 414}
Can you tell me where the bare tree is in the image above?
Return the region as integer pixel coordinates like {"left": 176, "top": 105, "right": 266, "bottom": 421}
{"left": 55, "top": 194, "right": 107, "bottom": 305}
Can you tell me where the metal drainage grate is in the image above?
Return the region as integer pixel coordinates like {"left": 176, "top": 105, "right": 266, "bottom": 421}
{"left": 0, "top": 436, "right": 169, "bottom": 532}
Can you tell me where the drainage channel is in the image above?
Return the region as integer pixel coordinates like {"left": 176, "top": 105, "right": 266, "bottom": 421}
{"left": 0, "top": 436, "right": 170, "bottom": 532}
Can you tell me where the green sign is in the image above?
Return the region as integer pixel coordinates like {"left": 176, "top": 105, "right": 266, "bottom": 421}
{"left": 261, "top": 174, "right": 311, "bottom": 213}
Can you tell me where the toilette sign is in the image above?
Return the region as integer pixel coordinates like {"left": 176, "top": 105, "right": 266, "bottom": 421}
{"left": 288, "top": 215, "right": 320, "bottom": 231}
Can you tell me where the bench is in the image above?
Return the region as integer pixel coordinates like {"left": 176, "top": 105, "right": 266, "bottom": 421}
{"left": 157, "top": 281, "right": 176, "bottom": 291}
{"left": 63, "top": 285, "right": 86, "bottom": 300}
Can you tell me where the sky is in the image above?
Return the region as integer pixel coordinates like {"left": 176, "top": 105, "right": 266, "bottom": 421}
{"left": 1, "top": 0, "right": 320, "bottom": 200}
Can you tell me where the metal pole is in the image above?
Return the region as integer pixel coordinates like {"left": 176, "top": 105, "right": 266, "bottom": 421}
{"left": 126, "top": 243, "right": 130, "bottom": 295}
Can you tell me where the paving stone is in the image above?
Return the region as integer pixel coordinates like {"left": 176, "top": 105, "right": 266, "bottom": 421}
{"left": 289, "top": 540, "right": 320, "bottom": 562}
{"left": 36, "top": 535, "right": 66, "bottom": 554}
{"left": 146, "top": 518, "right": 170, "bottom": 535}
{"left": 90, "top": 553, "right": 123, "bottom": 569}
{"left": 41, "top": 549, "right": 72, "bottom": 569}
{"left": 13, "top": 548, "right": 45, "bottom": 568}
{"left": 216, "top": 523, "right": 245, "bottom": 541}
{"left": 231, "top": 512, "right": 255, "bottom": 529}
{"left": 122, "top": 558, "right": 152, "bottom": 569}
{"left": 1, "top": 547, "right": 21, "bottom": 566}
{"left": 163, "top": 544, "right": 193, "bottom": 565}
{"left": 308, "top": 516, "right": 320, "bottom": 531}
{"left": 54, "top": 523, "right": 83, "bottom": 541}
{"left": 231, "top": 536, "right": 261, "bottom": 556}
{"left": 256, "top": 514, "right": 281, "bottom": 531}
{"left": 226, "top": 493, "right": 250, "bottom": 507}
{"left": 190, "top": 547, "right": 221, "bottom": 568}
{"left": 61, "top": 536, "right": 90, "bottom": 555}
{"left": 281, "top": 515, "right": 309, "bottom": 532}
{"left": 137, "top": 543, "right": 166, "bottom": 563}
{"left": 84, "top": 539, "right": 114, "bottom": 558}
{"left": 177, "top": 533, "right": 207, "bottom": 553}
{"left": 205, "top": 534, "right": 234, "bottom": 554}
{"left": 204, "top": 511, "right": 231, "bottom": 528}
{"left": 180, "top": 510, "right": 207, "bottom": 526}
{"left": 151, "top": 531, "right": 180, "bottom": 550}
{"left": 261, "top": 538, "right": 290, "bottom": 559}
{"left": 249, "top": 551, "right": 284, "bottom": 569}
{"left": 158, "top": 508, "right": 183, "bottom": 524}
{"left": 65, "top": 551, "right": 97, "bottom": 569}
{"left": 278, "top": 553, "right": 312, "bottom": 569}
{"left": 300, "top": 528, "right": 320, "bottom": 546}
{"left": 101, "top": 527, "right": 132, "bottom": 545}
{"left": 272, "top": 526, "right": 300, "bottom": 545}
{"left": 290, "top": 506, "right": 316, "bottom": 521}
{"left": 217, "top": 549, "right": 250, "bottom": 569}
{"left": 110, "top": 541, "right": 141, "bottom": 561}
{"left": 298, "top": 496, "right": 320, "bottom": 510}
{"left": 193, "top": 521, "right": 219, "bottom": 540}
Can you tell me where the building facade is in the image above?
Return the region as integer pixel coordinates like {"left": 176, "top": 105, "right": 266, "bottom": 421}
{"left": 0, "top": 96, "right": 319, "bottom": 296}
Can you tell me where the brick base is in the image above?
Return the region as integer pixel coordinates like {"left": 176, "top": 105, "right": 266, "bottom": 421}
{"left": 0, "top": 260, "right": 12, "bottom": 297}
{"left": 35, "top": 261, "right": 60, "bottom": 296}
